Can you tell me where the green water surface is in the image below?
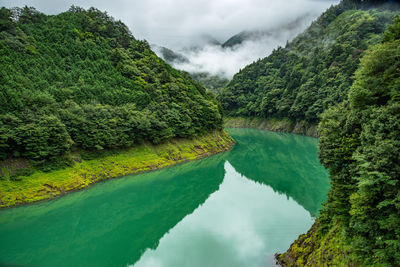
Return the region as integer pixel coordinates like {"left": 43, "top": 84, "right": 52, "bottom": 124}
{"left": 0, "top": 128, "right": 330, "bottom": 267}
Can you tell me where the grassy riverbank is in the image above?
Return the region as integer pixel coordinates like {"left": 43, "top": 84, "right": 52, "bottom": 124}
{"left": 0, "top": 130, "right": 234, "bottom": 208}
{"left": 276, "top": 220, "right": 360, "bottom": 266}
{"left": 224, "top": 117, "right": 318, "bottom": 137}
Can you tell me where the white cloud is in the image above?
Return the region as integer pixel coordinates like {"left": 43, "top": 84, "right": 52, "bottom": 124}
{"left": 131, "top": 162, "right": 313, "bottom": 267}
{"left": 3, "top": 0, "right": 338, "bottom": 47}
{"left": 2, "top": 0, "right": 339, "bottom": 78}
{"left": 171, "top": 15, "right": 317, "bottom": 78}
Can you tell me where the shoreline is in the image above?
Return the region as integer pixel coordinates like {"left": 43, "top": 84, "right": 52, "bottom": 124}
{"left": 224, "top": 118, "right": 323, "bottom": 266}
{"left": 224, "top": 117, "right": 318, "bottom": 137}
{"left": 0, "top": 130, "right": 235, "bottom": 209}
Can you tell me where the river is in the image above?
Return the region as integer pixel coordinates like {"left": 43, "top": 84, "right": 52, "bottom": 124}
{"left": 0, "top": 128, "right": 329, "bottom": 267}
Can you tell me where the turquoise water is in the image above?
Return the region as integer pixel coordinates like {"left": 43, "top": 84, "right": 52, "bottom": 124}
{"left": 0, "top": 128, "right": 330, "bottom": 267}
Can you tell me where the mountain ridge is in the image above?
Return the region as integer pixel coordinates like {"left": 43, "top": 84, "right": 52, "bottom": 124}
{"left": 220, "top": 1, "right": 399, "bottom": 124}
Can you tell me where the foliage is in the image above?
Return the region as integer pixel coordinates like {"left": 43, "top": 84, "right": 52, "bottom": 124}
{"left": 277, "top": 220, "right": 361, "bottom": 266}
{"left": 220, "top": 2, "right": 399, "bottom": 124}
{"left": 0, "top": 130, "right": 234, "bottom": 208}
{"left": 0, "top": 7, "right": 223, "bottom": 166}
{"left": 317, "top": 16, "right": 400, "bottom": 265}
{"left": 276, "top": 14, "right": 400, "bottom": 266}
{"left": 190, "top": 72, "right": 229, "bottom": 94}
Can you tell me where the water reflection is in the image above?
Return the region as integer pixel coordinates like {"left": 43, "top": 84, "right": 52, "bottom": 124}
{"left": 133, "top": 162, "right": 313, "bottom": 267}
{"left": 0, "top": 129, "right": 329, "bottom": 267}
{"left": 225, "top": 128, "right": 329, "bottom": 217}
{"left": 0, "top": 153, "right": 226, "bottom": 267}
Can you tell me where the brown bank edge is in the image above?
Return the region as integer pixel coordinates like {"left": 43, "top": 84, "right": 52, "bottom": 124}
{"left": 224, "top": 117, "right": 318, "bottom": 137}
{"left": 0, "top": 129, "right": 235, "bottom": 209}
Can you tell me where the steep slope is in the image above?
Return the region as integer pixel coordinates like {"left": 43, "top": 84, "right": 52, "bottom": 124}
{"left": 0, "top": 7, "right": 223, "bottom": 165}
{"left": 221, "top": 15, "right": 313, "bottom": 49}
{"left": 220, "top": 1, "right": 399, "bottom": 128}
{"left": 189, "top": 72, "right": 229, "bottom": 94}
{"left": 151, "top": 45, "right": 189, "bottom": 65}
{"left": 277, "top": 16, "right": 400, "bottom": 266}
{"left": 221, "top": 31, "right": 253, "bottom": 48}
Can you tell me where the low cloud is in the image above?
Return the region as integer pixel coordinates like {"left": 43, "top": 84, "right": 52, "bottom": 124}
{"left": 3, "top": 0, "right": 338, "bottom": 47}
{"left": 2, "top": 0, "right": 339, "bottom": 78}
{"left": 169, "top": 14, "right": 322, "bottom": 78}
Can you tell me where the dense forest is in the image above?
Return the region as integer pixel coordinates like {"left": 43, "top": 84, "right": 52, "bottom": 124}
{"left": 1, "top": 0, "right": 399, "bottom": 264}
{"left": 220, "top": 0, "right": 399, "bottom": 125}
{"left": 215, "top": 0, "right": 400, "bottom": 264}
{"left": 318, "top": 15, "right": 400, "bottom": 265}
{"left": 189, "top": 72, "right": 229, "bottom": 95}
{"left": 0, "top": 7, "right": 223, "bottom": 170}
{"left": 278, "top": 15, "right": 400, "bottom": 266}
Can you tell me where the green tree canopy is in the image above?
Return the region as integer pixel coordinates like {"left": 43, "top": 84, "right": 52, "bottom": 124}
{"left": 0, "top": 7, "right": 223, "bottom": 165}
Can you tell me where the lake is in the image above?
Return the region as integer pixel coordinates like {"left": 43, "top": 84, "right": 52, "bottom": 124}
{"left": 0, "top": 128, "right": 330, "bottom": 267}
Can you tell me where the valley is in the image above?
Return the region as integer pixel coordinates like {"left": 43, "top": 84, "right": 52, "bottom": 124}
{"left": 1, "top": 0, "right": 399, "bottom": 266}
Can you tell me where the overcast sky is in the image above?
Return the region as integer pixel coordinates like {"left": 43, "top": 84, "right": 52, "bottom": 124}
{"left": 3, "top": 0, "right": 339, "bottom": 47}
{"left": 2, "top": 0, "right": 340, "bottom": 78}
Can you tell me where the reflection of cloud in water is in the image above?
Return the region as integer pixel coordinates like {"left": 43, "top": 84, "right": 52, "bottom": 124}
{"left": 132, "top": 162, "right": 313, "bottom": 267}
{"left": 225, "top": 128, "right": 330, "bottom": 217}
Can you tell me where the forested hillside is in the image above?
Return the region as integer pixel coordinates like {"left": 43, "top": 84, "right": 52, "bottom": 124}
{"left": 0, "top": 7, "right": 223, "bottom": 168}
{"left": 216, "top": 0, "right": 400, "bottom": 264}
{"left": 278, "top": 15, "right": 400, "bottom": 266}
{"left": 220, "top": 0, "right": 399, "bottom": 125}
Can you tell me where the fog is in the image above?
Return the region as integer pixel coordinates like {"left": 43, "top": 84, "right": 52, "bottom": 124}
{"left": 2, "top": 0, "right": 339, "bottom": 78}
{"left": 167, "top": 14, "right": 322, "bottom": 78}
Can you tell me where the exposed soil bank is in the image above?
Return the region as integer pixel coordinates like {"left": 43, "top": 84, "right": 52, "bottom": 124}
{"left": 0, "top": 130, "right": 235, "bottom": 208}
{"left": 224, "top": 117, "right": 318, "bottom": 137}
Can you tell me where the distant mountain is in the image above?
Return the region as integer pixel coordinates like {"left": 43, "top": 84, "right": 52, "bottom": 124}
{"left": 151, "top": 45, "right": 189, "bottom": 64}
{"left": 154, "top": 14, "right": 317, "bottom": 91}
{"left": 221, "top": 31, "right": 256, "bottom": 48}
{"left": 179, "top": 34, "right": 222, "bottom": 52}
{"left": 190, "top": 72, "right": 229, "bottom": 94}
{"left": 221, "top": 15, "right": 314, "bottom": 48}
{"left": 199, "top": 34, "right": 221, "bottom": 46}
{"left": 152, "top": 45, "right": 228, "bottom": 94}
{"left": 220, "top": 1, "right": 399, "bottom": 123}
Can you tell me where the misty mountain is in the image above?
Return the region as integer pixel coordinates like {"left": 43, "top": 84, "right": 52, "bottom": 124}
{"left": 154, "top": 13, "right": 321, "bottom": 79}
{"left": 154, "top": 14, "right": 320, "bottom": 92}
{"left": 189, "top": 72, "right": 229, "bottom": 94}
{"left": 151, "top": 45, "right": 189, "bottom": 65}
{"left": 222, "top": 15, "right": 314, "bottom": 48}
{"left": 196, "top": 34, "right": 222, "bottom": 47}
{"left": 221, "top": 31, "right": 258, "bottom": 48}
{"left": 152, "top": 45, "right": 228, "bottom": 94}
{"left": 220, "top": 1, "right": 400, "bottom": 123}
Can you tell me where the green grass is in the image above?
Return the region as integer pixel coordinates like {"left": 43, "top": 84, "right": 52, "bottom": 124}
{"left": 0, "top": 130, "right": 234, "bottom": 208}
{"left": 277, "top": 220, "right": 364, "bottom": 267}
